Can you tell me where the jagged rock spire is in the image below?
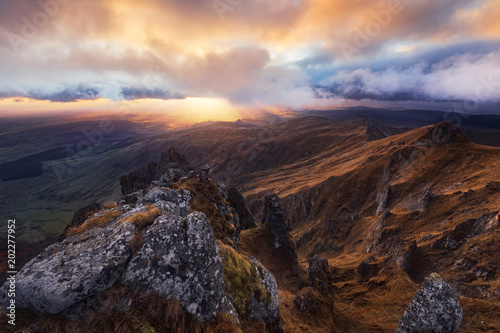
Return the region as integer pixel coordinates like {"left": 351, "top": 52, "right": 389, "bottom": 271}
{"left": 262, "top": 193, "right": 297, "bottom": 263}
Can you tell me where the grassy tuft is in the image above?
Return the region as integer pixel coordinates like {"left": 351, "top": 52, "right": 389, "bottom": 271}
{"left": 130, "top": 228, "right": 145, "bottom": 254}
{"left": 122, "top": 205, "right": 161, "bottom": 230}
{"left": 0, "top": 286, "right": 243, "bottom": 333}
{"left": 207, "top": 313, "right": 242, "bottom": 333}
{"left": 66, "top": 209, "right": 123, "bottom": 237}
{"left": 103, "top": 201, "right": 118, "bottom": 209}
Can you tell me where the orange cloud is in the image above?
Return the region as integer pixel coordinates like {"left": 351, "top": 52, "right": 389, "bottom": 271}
{"left": 0, "top": 0, "right": 499, "bottom": 114}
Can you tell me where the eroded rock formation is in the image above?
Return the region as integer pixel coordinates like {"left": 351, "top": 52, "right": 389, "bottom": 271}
{"left": 227, "top": 187, "right": 257, "bottom": 230}
{"left": 262, "top": 193, "right": 297, "bottom": 263}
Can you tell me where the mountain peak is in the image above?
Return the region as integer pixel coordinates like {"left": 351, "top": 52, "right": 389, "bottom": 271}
{"left": 415, "top": 121, "right": 467, "bottom": 146}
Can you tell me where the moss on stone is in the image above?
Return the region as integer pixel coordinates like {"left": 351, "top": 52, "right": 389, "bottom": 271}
{"left": 179, "top": 178, "right": 233, "bottom": 240}
{"left": 218, "top": 241, "right": 268, "bottom": 317}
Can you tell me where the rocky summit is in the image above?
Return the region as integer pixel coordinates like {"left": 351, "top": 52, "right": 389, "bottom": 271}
{"left": 0, "top": 150, "right": 281, "bottom": 332}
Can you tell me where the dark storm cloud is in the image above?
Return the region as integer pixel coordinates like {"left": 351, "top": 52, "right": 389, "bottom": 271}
{"left": 0, "top": 85, "right": 187, "bottom": 103}
{"left": 0, "top": 86, "right": 100, "bottom": 102}
{"left": 120, "top": 87, "right": 185, "bottom": 101}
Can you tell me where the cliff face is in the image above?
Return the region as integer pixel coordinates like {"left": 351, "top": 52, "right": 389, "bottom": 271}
{"left": 0, "top": 150, "right": 280, "bottom": 332}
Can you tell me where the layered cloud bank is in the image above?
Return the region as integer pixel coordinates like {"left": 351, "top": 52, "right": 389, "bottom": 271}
{"left": 0, "top": 0, "right": 499, "bottom": 114}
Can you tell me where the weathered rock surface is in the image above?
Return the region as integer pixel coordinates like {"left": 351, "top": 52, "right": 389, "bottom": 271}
{"left": 227, "top": 187, "right": 257, "bottom": 230}
{"left": 431, "top": 212, "right": 499, "bottom": 250}
{"left": 140, "top": 186, "right": 191, "bottom": 217}
{"left": 262, "top": 193, "right": 297, "bottom": 262}
{"left": 199, "top": 163, "right": 211, "bottom": 182}
{"left": 415, "top": 122, "right": 467, "bottom": 147}
{"left": 0, "top": 211, "right": 134, "bottom": 315}
{"left": 308, "top": 256, "right": 334, "bottom": 295}
{"left": 119, "top": 147, "right": 193, "bottom": 195}
{"left": 122, "top": 212, "right": 234, "bottom": 322}
{"left": 396, "top": 273, "right": 463, "bottom": 333}
{"left": 401, "top": 187, "right": 433, "bottom": 212}
{"left": 378, "top": 237, "right": 417, "bottom": 274}
{"left": 375, "top": 147, "right": 416, "bottom": 216}
{"left": 0, "top": 153, "right": 282, "bottom": 327}
{"left": 248, "top": 257, "right": 282, "bottom": 330}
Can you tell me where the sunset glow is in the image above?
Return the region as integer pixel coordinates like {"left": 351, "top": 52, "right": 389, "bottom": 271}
{"left": 1, "top": 0, "right": 500, "bottom": 117}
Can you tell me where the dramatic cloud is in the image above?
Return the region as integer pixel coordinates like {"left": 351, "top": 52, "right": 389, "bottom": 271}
{"left": 318, "top": 49, "right": 500, "bottom": 104}
{"left": 0, "top": 0, "right": 499, "bottom": 113}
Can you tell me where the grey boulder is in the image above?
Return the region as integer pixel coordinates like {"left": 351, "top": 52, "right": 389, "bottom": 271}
{"left": 0, "top": 214, "right": 134, "bottom": 315}
{"left": 121, "top": 212, "right": 233, "bottom": 322}
{"left": 248, "top": 257, "right": 281, "bottom": 328}
{"left": 396, "top": 273, "right": 463, "bottom": 333}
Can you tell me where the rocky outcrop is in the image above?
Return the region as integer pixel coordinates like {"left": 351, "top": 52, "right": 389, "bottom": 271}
{"left": 431, "top": 212, "right": 499, "bottom": 250}
{"left": 362, "top": 233, "right": 417, "bottom": 281}
{"left": 375, "top": 147, "right": 416, "bottom": 216}
{"left": 396, "top": 273, "right": 463, "bottom": 333}
{"left": 378, "top": 237, "right": 417, "bottom": 274}
{"left": 227, "top": 187, "right": 257, "bottom": 230}
{"left": 247, "top": 257, "right": 282, "bottom": 330}
{"left": 282, "top": 190, "right": 317, "bottom": 230}
{"left": 119, "top": 147, "right": 193, "bottom": 195}
{"left": 0, "top": 153, "right": 280, "bottom": 328}
{"left": 177, "top": 177, "right": 242, "bottom": 248}
{"left": 0, "top": 189, "right": 233, "bottom": 322}
{"left": 0, "top": 208, "right": 134, "bottom": 315}
{"left": 401, "top": 187, "right": 433, "bottom": 212}
{"left": 121, "top": 212, "right": 234, "bottom": 322}
{"left": 365, "top": 214, "right": 388, "bottom": 253}
{"left": 415, "top": 122, "right": 467, "bottom": 147}
{"left": 294, "top": 256, "right": 333, "bottom": 314}
{"left": 218, "top": 242, "right": 282, "bottom": 331}
{"left": 262, "top": 193, "right": 297, "bottom": 262}
{"left": 308, "top": 256, "right": 334, "bottom": 295}
{"left": 199, "top": 163, "right": 210, "bottom": 182}
{"left": 140, "top": 186, "right": 191, "bottom": 217}
{"left": 375, "top": 184, "right": 390, "bottom": 217}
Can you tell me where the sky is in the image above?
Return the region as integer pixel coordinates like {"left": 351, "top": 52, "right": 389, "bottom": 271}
{"left": 1, "top": 0, "right": 500, "bottom": 118}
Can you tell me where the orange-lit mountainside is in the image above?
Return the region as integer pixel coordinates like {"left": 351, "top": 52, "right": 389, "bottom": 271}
{"left": 1, "top": 112, "right": 500, "bottom": 332}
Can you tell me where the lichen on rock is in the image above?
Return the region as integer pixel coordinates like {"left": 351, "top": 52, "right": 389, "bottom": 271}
{"left": 0, "top": 216, "right": 135, "bottom": 315}
{"left": 396, "top": 273, "right": 463, "bottom": 333}
{"left": 0, "top": 149, "right": 283, "bottom": 331}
